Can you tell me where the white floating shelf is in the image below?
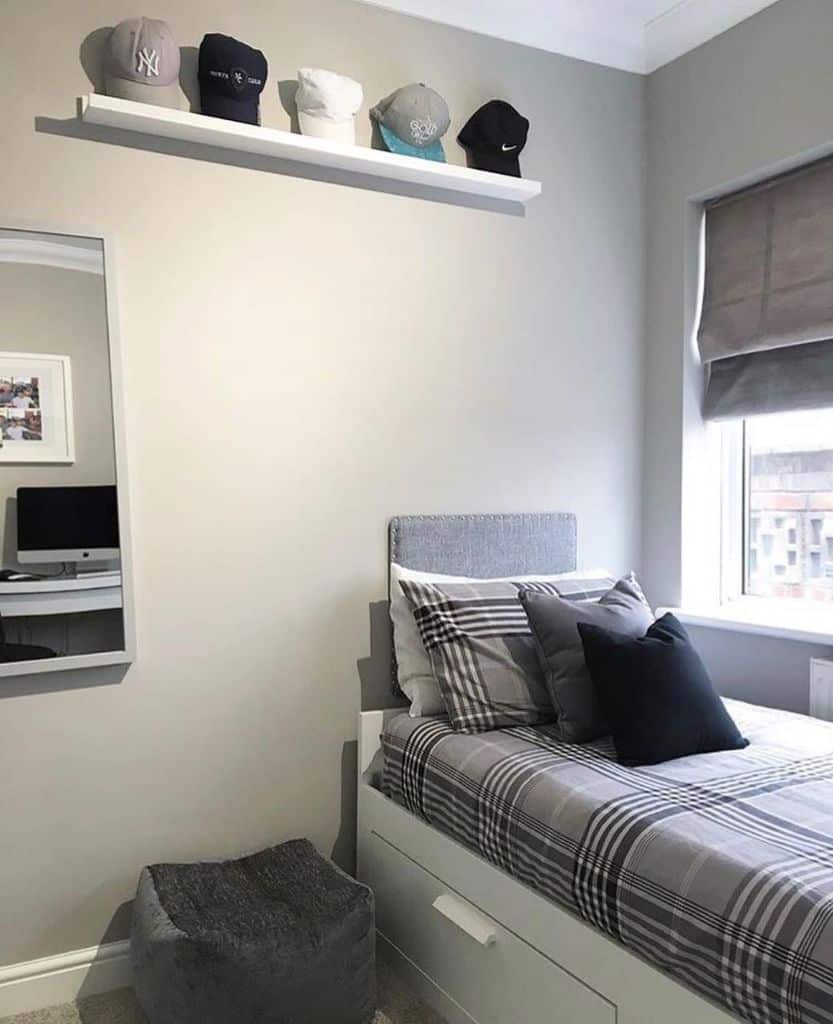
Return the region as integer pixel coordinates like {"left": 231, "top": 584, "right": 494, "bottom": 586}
{"left": 79, "top": 94, "right": 541, "bottom": 210}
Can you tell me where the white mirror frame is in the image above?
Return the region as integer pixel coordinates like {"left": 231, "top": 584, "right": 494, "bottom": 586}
{"left": 0, "top": 221, "right": 136, "bottom": 678}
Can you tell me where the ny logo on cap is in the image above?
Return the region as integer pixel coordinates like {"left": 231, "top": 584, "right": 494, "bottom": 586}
{"left": 231, "top": 67, "right": 248, "bottom": 93}
{"left": 136, "top": 47, "right": 160, "bottom": 78}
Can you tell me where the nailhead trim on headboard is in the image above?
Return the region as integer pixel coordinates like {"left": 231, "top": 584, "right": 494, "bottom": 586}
{"left": 387, "top": 512, "right": 577, "bottom": 691}
{"left": 389, "top": 512, "right": 577, "bottom": 577}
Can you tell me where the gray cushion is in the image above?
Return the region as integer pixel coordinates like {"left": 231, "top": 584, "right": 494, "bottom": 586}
{"left": 130, "top": 839, "right": 375, "bottom": 1024}
{"left": 520, "top": 576, "right": 653, "bottom": 743}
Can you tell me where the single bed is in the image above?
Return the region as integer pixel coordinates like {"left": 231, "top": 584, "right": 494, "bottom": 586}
{"left": 357, "top": 514, "right": 833, "bottom": 1024}
{"left": 381, "top": 702, "right": 833, "bottom": 1024}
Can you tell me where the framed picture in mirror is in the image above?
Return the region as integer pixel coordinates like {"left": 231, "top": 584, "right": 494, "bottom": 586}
{"left": 0, "top": 351, "right": 74, "bottom": 463}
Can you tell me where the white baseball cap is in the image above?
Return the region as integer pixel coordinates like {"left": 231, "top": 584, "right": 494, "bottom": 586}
{"left": 295, "top": 68, "right": 363, "bottom": 146}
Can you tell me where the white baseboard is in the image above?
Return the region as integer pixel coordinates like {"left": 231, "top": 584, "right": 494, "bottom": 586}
{"left": 0, "top": 939, "right": 131, "bottom": 1018}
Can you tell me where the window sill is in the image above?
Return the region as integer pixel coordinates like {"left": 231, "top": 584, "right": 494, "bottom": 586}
{"left": 659, "top": 600, "right": 833, "bottom": 646}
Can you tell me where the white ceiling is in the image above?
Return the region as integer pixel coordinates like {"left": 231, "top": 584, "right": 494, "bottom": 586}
{"left": 357, "top": 0, "right": 784, "bottom": 74}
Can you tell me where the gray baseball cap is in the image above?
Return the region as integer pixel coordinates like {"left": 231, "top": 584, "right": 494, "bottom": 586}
{"left": 104, "top": 17, "right": 182, "bottom": 109}
{"left": 370, "top": 83, "right": 449, "bottom": 162}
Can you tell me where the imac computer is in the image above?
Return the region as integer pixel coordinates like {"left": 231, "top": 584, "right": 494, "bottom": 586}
{"left": 17, "top": 485, "right": 120, "bottom": 568}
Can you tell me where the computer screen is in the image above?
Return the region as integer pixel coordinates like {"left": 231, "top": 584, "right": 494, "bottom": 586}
{"left": 17, "top": 485, "right": 120, "bottom": 563}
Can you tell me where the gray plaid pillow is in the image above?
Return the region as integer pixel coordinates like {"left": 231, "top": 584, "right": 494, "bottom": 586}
{"left": 400, "top": 575, "right": 613, "bottom": 733}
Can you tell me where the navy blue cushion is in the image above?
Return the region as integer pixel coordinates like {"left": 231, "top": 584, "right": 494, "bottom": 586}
{"left": 578, "top": 613, "right": 748, "bottom": 766}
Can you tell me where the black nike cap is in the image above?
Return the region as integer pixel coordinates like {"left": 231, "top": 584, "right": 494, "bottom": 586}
{"left": 198, "top": 34, "right": 267, "bottom": 125}
{"left": 457, "top": 100, "right": 529, "bottom": 177}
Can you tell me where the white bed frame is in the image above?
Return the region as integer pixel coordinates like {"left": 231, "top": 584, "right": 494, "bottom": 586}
{"left": 358, "top": 709, "right": 740, "bottom": 1024}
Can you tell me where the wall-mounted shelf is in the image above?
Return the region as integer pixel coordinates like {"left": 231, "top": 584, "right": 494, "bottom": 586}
{"left": 79, "top": 94, "right": 542, "bottom": 211}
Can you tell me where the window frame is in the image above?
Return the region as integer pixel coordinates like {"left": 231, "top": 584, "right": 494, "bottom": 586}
{"left": 719, "top": 419, "right": 745, "bottom": 604}
{"left": 721, "top": 414, "right": 833, "bottom": 607}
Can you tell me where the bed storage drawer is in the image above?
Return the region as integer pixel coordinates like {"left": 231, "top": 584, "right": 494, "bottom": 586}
{"left": 368, "top": 831, "right": 614, "bottom": 1024}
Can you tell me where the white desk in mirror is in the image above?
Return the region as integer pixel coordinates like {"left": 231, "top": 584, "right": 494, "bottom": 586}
{"left": 0, "top": 572, "right": 122, "bottom": 615}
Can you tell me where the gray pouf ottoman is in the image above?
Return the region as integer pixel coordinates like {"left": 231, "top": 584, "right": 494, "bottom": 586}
{"left": 130, "top": 838, "right": 375, "bottom": 1024}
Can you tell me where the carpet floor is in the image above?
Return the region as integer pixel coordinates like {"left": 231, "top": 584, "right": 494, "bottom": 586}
{"left": 0, "top": 958, "right": 445, "bottom": 1024}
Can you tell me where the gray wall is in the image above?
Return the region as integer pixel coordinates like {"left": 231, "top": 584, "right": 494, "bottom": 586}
{"left": 643, "top": 0, "right": 833, "bottom": 708}
{"left": 0, "top": 0, "right": 644, "bottom": 963}
{"left": 0, "top": 261, "right": 116, "bottom": 567}
{"left": 684, "top": 625, "right": 830, "bottom": 715}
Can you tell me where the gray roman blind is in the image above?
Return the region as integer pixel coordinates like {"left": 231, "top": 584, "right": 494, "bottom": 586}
{"left": 699, "top": 157, "right": 833, "bottom": 419}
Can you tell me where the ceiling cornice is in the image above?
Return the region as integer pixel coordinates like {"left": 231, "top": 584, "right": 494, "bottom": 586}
{"left": 645, "top": 0, "right": 784, "bottom": 73}
{"left": 356, "top": 0, "right": 784, "bottom": 75}
{"left": 356, "top": 0, "right": 646, "bottom": 72}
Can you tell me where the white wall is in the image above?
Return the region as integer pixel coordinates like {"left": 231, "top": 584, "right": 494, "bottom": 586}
{"left": 0, "top": 0, "right": 645, "bottom": 964}
{"left": 643, "top": 0, "right": 833, "bottom": 709}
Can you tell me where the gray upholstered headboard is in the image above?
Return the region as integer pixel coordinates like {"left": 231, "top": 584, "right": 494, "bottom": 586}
{"left": 389, "top": 513, "right": 577, "bottom": 578}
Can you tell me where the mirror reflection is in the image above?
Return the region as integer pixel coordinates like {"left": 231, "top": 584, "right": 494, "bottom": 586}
{"left": 0, "top": 228, "right": 124, "bottom": 665}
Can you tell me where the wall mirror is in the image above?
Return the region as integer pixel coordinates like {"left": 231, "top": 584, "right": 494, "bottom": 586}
{"left": 0, "top": 227, "right": 134, "bottom": 677}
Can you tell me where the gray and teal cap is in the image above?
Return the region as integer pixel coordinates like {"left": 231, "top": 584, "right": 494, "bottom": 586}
{"left": 370, "top": 83, "right": 449, "bottom": 162}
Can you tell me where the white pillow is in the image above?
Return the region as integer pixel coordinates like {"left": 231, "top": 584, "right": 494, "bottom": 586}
{"left": 390, "top": 563, "right": 614, "bottom": 717}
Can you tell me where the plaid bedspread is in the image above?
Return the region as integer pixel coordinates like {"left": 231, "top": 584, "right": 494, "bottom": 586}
{"left": 381, "top": 700, "right": 833, "bottom": 1023}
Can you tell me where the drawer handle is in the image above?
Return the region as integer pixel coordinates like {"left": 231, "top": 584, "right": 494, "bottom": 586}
{"left": 432, "top": 893, "right": 497, "bottom": 947}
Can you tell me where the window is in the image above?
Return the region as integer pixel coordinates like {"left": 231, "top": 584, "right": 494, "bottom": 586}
{"left": 724, "top": 408, "right": 833, "bottom": 604}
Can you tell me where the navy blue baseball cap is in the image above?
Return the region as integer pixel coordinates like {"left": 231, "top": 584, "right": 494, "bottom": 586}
{"left": 198, "top": 34, "right": 267, "bottom": 125}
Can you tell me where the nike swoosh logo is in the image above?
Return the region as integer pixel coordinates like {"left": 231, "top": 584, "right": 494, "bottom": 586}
{"left": 501, "top": 144, "right": 518, "bottom": 151}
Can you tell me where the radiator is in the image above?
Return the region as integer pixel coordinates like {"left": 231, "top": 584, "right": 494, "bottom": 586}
{"left": 810, "top": 659, "right": 833, "bottom": 722}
